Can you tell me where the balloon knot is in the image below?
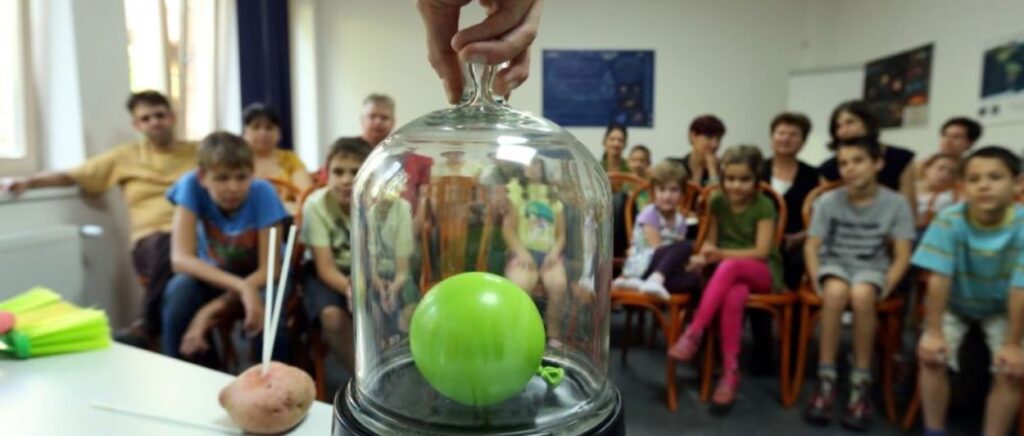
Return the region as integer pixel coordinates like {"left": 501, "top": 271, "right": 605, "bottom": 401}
{"left": 537, "top": 365, "right": 565, "bottom": 387}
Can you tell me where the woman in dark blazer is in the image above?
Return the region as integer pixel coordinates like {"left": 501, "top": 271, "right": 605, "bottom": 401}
{"left": 750, "top": 112, "right": 820, "bottom": 375}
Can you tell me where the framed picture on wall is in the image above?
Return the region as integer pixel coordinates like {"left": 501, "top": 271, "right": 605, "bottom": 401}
{"left": 863, "top": 44, "right": 933, "bottom": 128}
{"left": 542, "top": 50, "right": 655, "bottom": 127}
{"left": 978, "top": 33, "right": 1024, "bottom": 126}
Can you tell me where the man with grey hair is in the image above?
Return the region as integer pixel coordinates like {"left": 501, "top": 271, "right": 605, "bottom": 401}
{"left": 358, "top": 93, "right": 396, "bottom": 147}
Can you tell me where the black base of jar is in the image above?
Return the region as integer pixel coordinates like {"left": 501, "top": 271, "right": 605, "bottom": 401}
{"left": 332, "top": 381, "right": 625, "bottom": 435}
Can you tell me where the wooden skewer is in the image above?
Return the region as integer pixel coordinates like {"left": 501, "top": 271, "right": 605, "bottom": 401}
{"left": 266, "top": 225, "right": 297, "bottom": 367}
{"left": 92, "top": 402, "right": 243, "bottom": 434}
{"left": 261, "top": 227, "right": 277, "bottom": 376}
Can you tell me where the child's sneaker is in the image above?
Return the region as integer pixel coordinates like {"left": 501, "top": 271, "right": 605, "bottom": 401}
{"left": 611, "top": 277, "right": 644, "bottom": 290}
{"left": 841, "top": 380, "right": 873, "bottom": 431}
{"left": 639, "top": 280, "right": 670, "bottom": 300}
{"left": 803, "top": 376, "right": 836, "bottom": 426}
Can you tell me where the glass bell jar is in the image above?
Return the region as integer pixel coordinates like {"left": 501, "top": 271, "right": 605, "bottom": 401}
{"left": 334, "top": 63, "right": 623, "bottom": 435}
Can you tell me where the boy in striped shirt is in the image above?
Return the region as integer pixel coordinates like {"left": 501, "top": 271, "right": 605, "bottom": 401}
{"left": 914, "top": 146, "right": 1024, "bottom": 436}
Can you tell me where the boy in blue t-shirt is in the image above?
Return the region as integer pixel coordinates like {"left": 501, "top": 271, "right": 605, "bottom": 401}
{"left": 914, "top": 146, "right": 1024, "bottom": 436}
{"left": 162, "top": 132, "right": 289, "bottom": 364}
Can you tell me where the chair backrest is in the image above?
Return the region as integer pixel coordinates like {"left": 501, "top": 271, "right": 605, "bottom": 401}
{"left": 265, "top": 177, "right": 303, "bottom": 203}
{"left": 682, "top": 181, "right": 704, "bottom": 217}
{"left": 693, "top": 182, "right": 787, "bottom": 251}
{"left": 801, "top": 180, "right": 844, "bottom": 229}
{"left": 607, "top": 171, "right": 646, "bottom": 195}
{"left": 920, "top": 185, "right": 962, "bottom": 228}
{"left": 418, "top": 176, "right": 493, "bottom": 291}
{"left": 618, "top": 178, "right": 700, "bottom": 249}
{"left": 622, "top": 180, "right": 652, "bottom": 237}
{"left": 290, "top": 181, "right": 326, "bottom": 267}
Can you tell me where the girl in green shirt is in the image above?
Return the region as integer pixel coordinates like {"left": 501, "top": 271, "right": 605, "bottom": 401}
{"left": 668, "top": 145, "right": 783, "bottom": 414}
{"left": 503, "top": 158, "right": 568, "bottom": 343}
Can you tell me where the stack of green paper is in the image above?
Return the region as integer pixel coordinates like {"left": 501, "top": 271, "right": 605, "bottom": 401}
{"left": 0, "top": 287, "right": 111, "bottom": 359}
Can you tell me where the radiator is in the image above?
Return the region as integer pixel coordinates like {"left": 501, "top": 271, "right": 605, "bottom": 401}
{"left": 0, "top": 226, "right": 84, "bottom": 304}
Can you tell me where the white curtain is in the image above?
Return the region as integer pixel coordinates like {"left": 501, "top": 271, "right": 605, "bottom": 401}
{"left": 182, "top": 0, "right": 241, "bottom": 139}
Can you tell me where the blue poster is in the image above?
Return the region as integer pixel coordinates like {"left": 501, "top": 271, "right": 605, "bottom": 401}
{"left": 542, "top": 50, "right": 655, "bottom": 127}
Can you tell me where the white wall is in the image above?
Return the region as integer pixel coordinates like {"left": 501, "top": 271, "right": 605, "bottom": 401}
{"left": 307, "top": 0, "right": 809, "bottom": 165}
{"left": 800, "top": 0, "right": 1024, "bottom": 158}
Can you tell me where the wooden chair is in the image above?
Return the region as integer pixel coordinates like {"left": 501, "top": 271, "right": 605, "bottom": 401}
{"left": 789, "top": 180, "right": 907, "bottom": 422}
{"left": 615, "top": 177, "right": 701, "bottom": 341}
{"left": 288, "top": 182, "right": 335, "bottom": 401}
{"left": 608, "top": 177, "right": 702, "bottom": 411}
{"left": 265, "top": 177, "right": 304, "bottom": 215}
{"left": 419, "top": 176, "right": 493, "bottom": 291}
{"left": 423, "top": 175, "right": 483, "bottom": 284}
{"left": 689, "top": 182, "right": 797, "bottom": 406}
{"left": 607, "top": 171, "right": 645, "bottom": 195}
{"left": 918, "top": 185, "right": 961, "bottom": 231}
{"left": 608, "top": 172, "right": 649, "bottom": 272}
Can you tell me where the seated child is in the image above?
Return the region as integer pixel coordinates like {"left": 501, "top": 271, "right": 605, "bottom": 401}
{"left": 503, "top": 157, "right": 569, "bottom": 343}
{"left": 300, "top": 138, "right": 370, "bottom": 373}
{"left": 668, "top": 145, "right": 783, "bottom": 414}
{"left": 162, "top": 132, "right": 289, "bottom": 366}
{"left": 914, "top": 146, "right": 1024, "bottom": 436}
{"left": 367, "top": 189, "right": 418, "bottom": 349}
{"left": 626, "top": 144, "right": 653, "bottom": 208}
{"left": 916, "top": 153, "right": 959, "bottom": 232}
{"left": 627, "top": 145, "right": 652, "bottom": 180}
{"left": 612, "top": 160, "right": 698, "bottom": 300}
{"left": 802, "top": 136, "right": 915, "bottom": 430}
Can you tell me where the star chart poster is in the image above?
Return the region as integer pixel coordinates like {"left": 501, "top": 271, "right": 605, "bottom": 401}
{"left": 542, "top": 50, "right": 655, "bottom": 127}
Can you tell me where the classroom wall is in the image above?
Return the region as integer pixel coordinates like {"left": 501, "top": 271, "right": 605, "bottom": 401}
{"left": 10, "top": 0, "right": 1023, "bottom": 328}
{"left": 305, "top": 0, "right": 809, "bottom": 166}
{"left": 799, "top": 0, "right": 1024, "bottom": 159}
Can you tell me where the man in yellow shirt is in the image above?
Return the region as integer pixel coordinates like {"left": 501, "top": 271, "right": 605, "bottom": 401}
{"left": 0, "top": 91, "right": 197, "bottom": 348}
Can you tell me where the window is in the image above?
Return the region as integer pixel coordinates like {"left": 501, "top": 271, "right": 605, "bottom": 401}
{"left": 124, "top": 0, "right": 220, "bottom": 141}
{"left": 0, "top": 0, "right": 36, "bottom": 174}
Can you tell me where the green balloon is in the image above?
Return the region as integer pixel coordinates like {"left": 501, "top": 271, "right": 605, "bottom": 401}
{"left": 410, "top": 272, "right": 546, "bottom": 406}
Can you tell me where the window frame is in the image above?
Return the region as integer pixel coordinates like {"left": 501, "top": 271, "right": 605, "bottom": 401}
{"left": 0, "top": 0, "right": 39, "bottom": 175}
{"left": 124, "top": 0, "right": 220, "bottom": 142}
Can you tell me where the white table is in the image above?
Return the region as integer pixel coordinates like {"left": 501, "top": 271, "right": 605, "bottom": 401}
{"left": 0, "top": 343, "right": 334, "bottom": 435}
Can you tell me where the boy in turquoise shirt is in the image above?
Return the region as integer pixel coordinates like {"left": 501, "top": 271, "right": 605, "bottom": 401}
{"left": 914, "top": 146, "right": 1024, "bottom": 436}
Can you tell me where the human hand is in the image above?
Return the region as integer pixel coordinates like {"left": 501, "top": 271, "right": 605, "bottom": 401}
{"left": 381, "top": 283, "right": 398, "bottom": 313}
{"left": 239, "top": 286, "right": 265, "bottom": 336}
{"left": 371, "top": 275, "right": 386, "bottom": 294}
{"left": 387, "top": 280, "right": 405, "bottom": 296}
{"left": 542, "top": 250, "right": 561, "bottom": 270}
{"left": 703, "top": 152, "right": 719, "bottom": 174}
{"left": 180, "top": 322, "right": 212, "bottom": 357}
{"left": 417, "top": 0, "right": 542, "bottom": 103}
{"left": 703, "top": 247, "right": 723, "bottom": 264}
{"left": 916, "top": 331, "right": 947, "bottom": 368}
{"left": 513, "top": 249, "right": 536, "bottom": 270}
{"left": 0, "top": 177, "right": 29, "bottom": 196}
{"left": 686, "top": 254, "right": 706, "bottom": 273}
{"left": 783, "top": 232, "right": 806, "bottom": 252}
{"left": 996, "top": 344, "right": 1024, "bottom": 378}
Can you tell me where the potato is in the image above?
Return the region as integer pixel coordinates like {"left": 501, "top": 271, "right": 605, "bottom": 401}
{"left": 219, "top": 362, "right": 316, "bottom": 434}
